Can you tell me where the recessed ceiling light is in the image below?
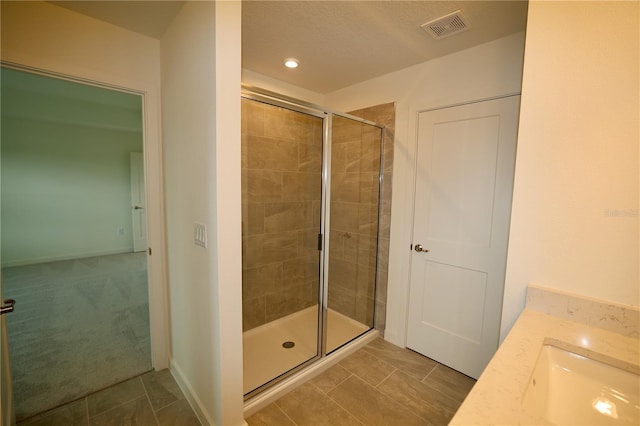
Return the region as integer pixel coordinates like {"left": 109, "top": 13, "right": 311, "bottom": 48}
{"left": 284, "top": 58, "right": 299, "bottom": 68}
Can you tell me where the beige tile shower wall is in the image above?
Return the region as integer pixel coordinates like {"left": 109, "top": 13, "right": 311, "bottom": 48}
{"left": 347, "top": 103, "right": 395, "bottom": 332}
{"left": 328, "top": 116, "right": 383, "bottom": 327}
{"left": 241, "top": 99, "right": 323, "bottom": 331}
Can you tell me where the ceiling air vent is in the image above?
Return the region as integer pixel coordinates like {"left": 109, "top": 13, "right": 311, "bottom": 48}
{"left": 421, "top": 10, "right": 471, "bottom": 40}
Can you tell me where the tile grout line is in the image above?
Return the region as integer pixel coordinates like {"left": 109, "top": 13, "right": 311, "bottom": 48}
{"left": 421, "top": 362, "right": 439, "bottom": 383}
{"left": 313, "top": 380, "right": 366, "bottom": 426}
{"left": 336, "top": 367, "right": 423, "bottom": 426}
{"left": 315, "top": 370, "right": 354, "bottom": 395}
{"left": 359, "top": 345, "right": 404, "bottom": 373}
{"left": 87, "top": 395, "right": 148, "bottom": 421}
{"left": 368, "top": 343, "right": 438, "bottom": 375}
{"left": 374, "top": 366, "right": 397, "bottom": 389}
{"left": 154, "top": 397, "right": 197, "bottom": 420}
{"left": 373, "top": 375, "right": 435, "bottom": 424}
{"left": 364, "top": 367, "right": 429, "bottom": 423}
{"left": 329, "top": 396, "right": 367, "bottom": 426}
{"left": 140, "top": 375, "right": 185, "bottom": 413}
{"left": 84, "top": 397, "right": 90, "bottom": 426}
{"left": 359, "top": 346, "right": 403, "bottom": 373}
{"left": 273, "top": 399, "right": 300, "bottom": 426}
{"left": 88, "top": 378, "right": 149, "bottom": 421}
{"left": 140, "top": 376, "right": 161, "bottom": 426}
{"left": 417, "top": 364, "right": 472, "bottom": 412}
{"left": 348, "top": 345, "right": 444, "bottom": 424}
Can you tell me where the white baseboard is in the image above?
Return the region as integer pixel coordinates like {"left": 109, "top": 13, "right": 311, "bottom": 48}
{"left": 170, "top": 330, "right": 381, "bottom": 424}
{"left": 170, "top": 359, "right": 214, "bottom": 426}
{"left": 1, "top": 248, "right": 135, "bottom": 268}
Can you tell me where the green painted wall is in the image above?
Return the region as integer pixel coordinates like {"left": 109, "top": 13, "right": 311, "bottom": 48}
{"left": 1, "top": 68, "right": 143, "bottom": 266}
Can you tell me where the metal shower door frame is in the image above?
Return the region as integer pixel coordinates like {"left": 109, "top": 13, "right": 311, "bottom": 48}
{"left": 240, "top": 86, "right": 385, "bottom": 399}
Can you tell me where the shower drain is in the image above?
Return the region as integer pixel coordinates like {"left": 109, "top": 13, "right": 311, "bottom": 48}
{"left": 282, "top": 341, "right": 295, "bottom": 349}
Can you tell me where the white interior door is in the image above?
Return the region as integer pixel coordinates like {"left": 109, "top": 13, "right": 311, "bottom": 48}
{"left": 406, "top": 96, "right": 520, "bottom": 379}
{"left": 130, "top": 152, "right": 147, "bottom": 253}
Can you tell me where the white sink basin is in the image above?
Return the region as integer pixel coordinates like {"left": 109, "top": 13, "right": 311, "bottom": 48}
{"left": 522, "top": 343, "right": 640, "bottom": 425}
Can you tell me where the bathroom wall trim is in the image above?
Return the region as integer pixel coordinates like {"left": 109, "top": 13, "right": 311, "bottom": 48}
{"left": 170, "top": 359, "right": 214, "bottom": 425}
{"left": 1, "top": 60, "right": 146, "bottom": 96}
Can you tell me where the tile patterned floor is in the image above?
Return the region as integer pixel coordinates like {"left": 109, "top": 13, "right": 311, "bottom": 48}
{"left": 17, "top": 370, "right": 200, "bottom": 426}
{"left": 17, "top": 338, "right": 474, "bottom": 426}
{"left": 246, "top": 337, "right": 476, "bottom": 426}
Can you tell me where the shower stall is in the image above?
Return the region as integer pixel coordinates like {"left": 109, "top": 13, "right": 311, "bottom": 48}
{"left": 241, "top": 87, "right": 385, "bottom": 398}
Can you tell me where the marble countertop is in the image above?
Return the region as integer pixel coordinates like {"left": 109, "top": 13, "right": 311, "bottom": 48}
{"left": 450, "top": 305, "right": 640, "bottom": 425}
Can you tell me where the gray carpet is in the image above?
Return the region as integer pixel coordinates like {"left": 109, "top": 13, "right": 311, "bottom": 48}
{"left": 2, "top": 252, "right": 152, "bottom": 420}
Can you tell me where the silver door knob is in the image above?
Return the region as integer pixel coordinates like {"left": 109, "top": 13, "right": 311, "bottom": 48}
{"left": 414, "top": 244, "right": 429, "bottom": 253}
{"left": 0, "top": 299, "right": 15, "bottom": 315}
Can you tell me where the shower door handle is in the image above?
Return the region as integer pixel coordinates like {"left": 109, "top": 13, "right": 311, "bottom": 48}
{"left": 0, "top": 299, "right": 15, "bottom": 315}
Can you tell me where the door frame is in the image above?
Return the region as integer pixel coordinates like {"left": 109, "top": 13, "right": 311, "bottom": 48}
{"left": 130, "top": 152, "right": 147, "bottom": 253}
{"left": 1, "top": 304, "right": 15, "bottom": 426}
{"left": 0, "top": 60, "right": 170, "bottom": 371}
{"left": 384, "top": 93, "right": 521, "bottom": 348}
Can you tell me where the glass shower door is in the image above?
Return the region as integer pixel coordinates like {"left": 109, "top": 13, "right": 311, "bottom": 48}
{"left": 326, "top": 115, "right": 383, "bottom": 353}
{"left": 241, "top": 97, "right": 324, "bottom": 396}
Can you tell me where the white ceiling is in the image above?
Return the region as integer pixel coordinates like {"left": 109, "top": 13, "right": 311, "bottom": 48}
{"left": 243, "top": 1, "right": 528, "bottom": 93}
{"left": 50, "top": 0, "right": 528, "bottom": 94}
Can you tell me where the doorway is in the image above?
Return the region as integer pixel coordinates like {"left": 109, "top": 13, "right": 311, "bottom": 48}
{"left": 0, "top": 67, "right": 153, "bottom": 420}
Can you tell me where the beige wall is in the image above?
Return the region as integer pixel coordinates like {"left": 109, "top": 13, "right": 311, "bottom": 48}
{"left": 241, "top": 99, "right": 323, "bottom": 330}
{"left": 161, "top": 1, "right": 243, "bottom": 424}
{"left": 0, "top": 1, "right": 160, "bottom": 85}
{"left": 161, "top": 2, "right": 216, "bottom": 422}
{"left": 211, "top": 4, "right": 244, "bottom": 423}
{"left": 501, "top": 0, "right": 639, "bottom": 340}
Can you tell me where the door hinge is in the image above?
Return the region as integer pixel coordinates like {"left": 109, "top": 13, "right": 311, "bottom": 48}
{"left": 0, "top": 299, "right": 16, "bottom": 315}
{"left": 148, "top": 247, "right": 152, "bottom": 255}
{"left": 317, "top": 233, "right": 323, "bottom": 251}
